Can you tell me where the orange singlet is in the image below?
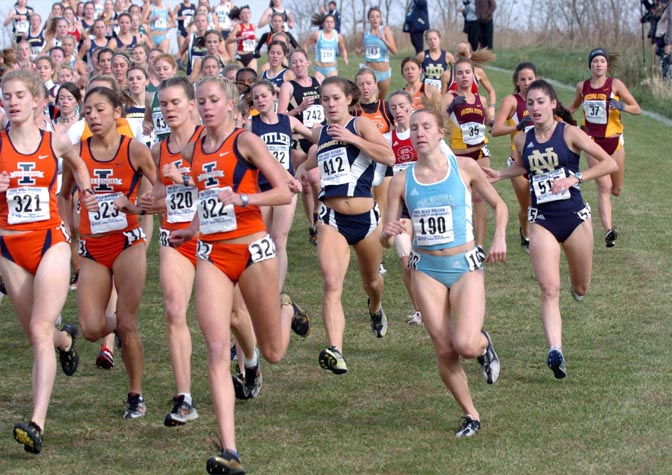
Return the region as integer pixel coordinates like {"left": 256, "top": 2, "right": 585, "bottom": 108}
{"left": 190, "top": 128, "right": 265, "bottom": 243}
{"left": 0, "top": 130, "right": 62, "bottom": 231}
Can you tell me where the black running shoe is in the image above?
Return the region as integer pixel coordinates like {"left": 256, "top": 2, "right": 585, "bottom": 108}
{"left": 547, "top": 348, "right": 567, "bottom": 379}
{"left": 308, "top": 226, "right": 318, "bottom": 246}
{"left": 232, "top": 369, "right": 248, "bottom": 400}
{"left": 244, "top": 364, "right": 263, "bottom": 399}
{"left": 455, "top": 416, "right": 481, "bottom": 438}
{"left": 13, "top": 421, "right": 43, "bottom": 454}
{"left": 282, "top": 292, "right": 311, "bottom": 338}
{"left": 519, "top": 228, "right": 530, "bottom": 254}
{"left": 164, "top": 395, "right": 198, "bottom": 427}
{"left": 123, "top": 393, "right": 146, "bottom": 419}
{"left": 206, "top": 449, "right": 246, "bottom": 474}
{"left": 604, "top": 227, "right": 617, "bottom": 248}
{"left": 477, "top": 330, "right": 500, "bottom": 384}
{"left": 58, "top": 323, "right": 79, "bottom": 377}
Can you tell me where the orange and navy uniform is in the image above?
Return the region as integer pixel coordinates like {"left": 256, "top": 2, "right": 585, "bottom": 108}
{"left": 190, "top": 128, "right": 268, "bottom": 282}
{"left": 77, "top": 136, "right": 145, "bottom": 269}
{"left": 158, "top": 125, "right": 204, "bottom": 266}
{"left": 407, "top": 84, "right": 429, "bottom": 110}
{"left": 0, "top": 130, "right": 69, "bottom": 274}
{"left": 506, "top": 93, "right": 529, "bottom": 151}
{"left": 351, "top": 100, "right": 392, "bottom": 134}
{"left": 448, "top": 93, "right": 489, "bottom": 159}
{"left": 581, "top": 77, "right": 623, "bottom": 154}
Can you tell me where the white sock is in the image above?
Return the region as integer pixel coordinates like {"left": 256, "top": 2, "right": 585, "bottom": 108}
{"left": 244, "top": 348, "right": 258, "bottom": 369}
{"left": 178, "top": 392, "right": 192, "bottom": 405}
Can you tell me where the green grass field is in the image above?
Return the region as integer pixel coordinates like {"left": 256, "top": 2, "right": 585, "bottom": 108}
{"left": 1, "top": 56, "right": 671, "bottom": 474}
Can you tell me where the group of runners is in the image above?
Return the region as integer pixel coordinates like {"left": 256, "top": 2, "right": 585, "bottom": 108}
{"left": 0, "top": 1, "right": 641, "bottom": 474}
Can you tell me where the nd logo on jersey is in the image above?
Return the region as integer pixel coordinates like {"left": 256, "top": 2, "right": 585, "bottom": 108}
{"left": 528, "top": 147, "right": 559, "bottom": 174}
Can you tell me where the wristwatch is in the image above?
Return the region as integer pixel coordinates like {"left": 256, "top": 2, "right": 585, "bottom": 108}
{"left": 240, "top": 193, "right": 249, "bottom": 207}
{"left": 575, "top": 172, "right": 583, "bottom": 184}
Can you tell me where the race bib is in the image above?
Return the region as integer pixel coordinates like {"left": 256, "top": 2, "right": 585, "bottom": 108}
{"left": 366, "top": 45, "right": 380, "bottom": 60}
{"left": 267, "top": 144, "right": 290, "bottom": 169}
{"left": 198, "top": 188, "right": 237, "bottom": 235}
{"left": 583, "top": 100, "right": 607, "bottom": 125}
{"left": 248, "top": 234, "right": 276, "bottom": 263}
{"left": 89, "top": 192, "right": 128, "bottom": 234}
{"left": 393, "top": 162, "right": 412, "bottom": 175}
{"left": 303, "top": 104, "right": 324, "bottom": 128}
{"left": 166, "top": 184, "right": 198, "bottom": 223}
{"left": 531, "top": 168, "right": 571, "bottom": 204}
{"left": 7, "top": 187, "right": 50, "bottom": 224}
{"left": 412, "top": 206, "right": 454, "bottom": 246}
{"left": 459, "top": 121, "right": 486, "bottom": 146}
{"left": 242, "top": 39, "right": 255, "bottom": 52}
{"left": 15, "top": 20, "right": 29, "bottom": 34}
{"left": 319, "top": 147, "right": 351, "bottom": 186}
{"left": 154, "top": 17, "right": 168, "bottom": 29}
{"left": 464, "top": 247, "right": 484, "bottom": 271}
{"left": 320, "top": 48, "right": 335, "bottom": 63}
{"left": 424, "top": 78, "right": 442, "bottom": 90}
{"left": 159, "top": 227, "right": 170, "bottom": 247}
{"left": 152, "top": 109, "right": 170, "bottom": 135}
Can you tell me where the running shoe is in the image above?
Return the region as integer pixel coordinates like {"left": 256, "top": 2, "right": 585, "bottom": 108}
{"left": 519, "top": 227, "right": 530, "bottom": 254}
{"left": 455, "top": 416, "right": 481, "bottom": 438}
{"left": 604, "top": 227, "right": 617, "bottom": 248}
{"left": 547, "top": 348, "right": 567, "bottom": 379}
{"left": 123, "top": 393, "right": 146, "bottom": 419}
{"left": 230, "top": 342, "right": 237, "bottom": 362}
{"left": 282, "top": 292, "right": 311, "bottom": 338}
{"left": 318, "top": 346, "right": 348, "bottom": 374}
{"left": 96, "top": 346, "right": 114, "bottom": 369}
{"left": 58, "top": 323, "right": 80, "bottom": 377}
{"left": 308, "top": 226, "right": 318, "bottom": 246}
{"left": 13, "top": 421, "right": 43, "bottom": 454}
{"left": 206, "top": 449, "right": 246, "bottom": 475}
{"left": 570, "top": 287, "right": 585, "bottom": 302}
{"left": 69, "top": 271, "right": 79, "bottom": 291}
{"left": 232, "top": 369, "right": 248, "bottom": 400}
{"left": 477, "top": 330, "right": 500, "bottom": 384}
{"left": 164, "top": 395, "right": 198, "bottom": 427}
{"left": 369, "top": 304, "right": 388, "bottom": 338}
{"left": 406, "top": 311, "right": 423, "bottom": 326}
{"left": 379, "top": 263, "right": 387, "bottom": 275}
{"left": 243, "top": 363, "right": 263, "bottom": 399}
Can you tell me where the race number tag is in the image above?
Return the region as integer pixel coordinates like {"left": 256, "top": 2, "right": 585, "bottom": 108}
{"left": 303, "top": 104, "right": 324, "bottom": 128}
{"left": 464, "top": 247, "right": 484, "bottom": 271}
{"left": 89, "top": 192, "right": 128, "bottom": 234}
{"left": 248, "top": 234, "right": 276, "bottom": 263}
{"left": 166, "top": 184, "right": 198, "bottom": 223}
{"left": 393, "top": 162, "right": 412, "bottom": 174}
{"left": 152, "top": 109, "right": 170, "bottom": 135}
{"left": 16, "top": 20, "right": 29, "bottom": 34}
{"left": 411, "top": 206, "right": 454, "bottom": 246}
{"left": 159, "top": 227, "right": 170, "bottom": 247}
{"left": 532, "top": 169, "right": 570, "bottom": 204}
{"left": 366, "top": 45, "right": 380, "bottom": 59}
{"left": 320, "top": 48, "right": 335, "bottom": 63}
{"left": 7, "top": 187, "right": 50, "bottom": 224}
{"left": 407, "top": 250, "right": 420, "bottom": 270}
{"left": 318, "top": 147, "right": 351, "bottom": 186}
{"left": 583, "top": 100, "right": 607, "bottom": 124}
{"left": 154, "top": 17, "right": 168, "bottom": 29}
{"left": 424, "top": 78, "right": 442, "bottom": 90}
{"left": 267, "top": 144, "right": 290, "bottom": 169}
{"left": 198, "top": 188, "right": 237, "bottom": 235}
{"left": 242, "top": 39, "right": 255, "bottom": 52}
{"left": 459, "top": 122, "right": 486, "bottom": 146}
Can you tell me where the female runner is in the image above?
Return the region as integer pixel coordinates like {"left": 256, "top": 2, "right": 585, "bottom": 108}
{"left": 1, "top": 70, "right": 96, "bottom": 454}
{"left": 568, "top": 49, "right": 640, "bottom": 247}
{"left": 381, "top": 106, "right": 506, "bottom": 437}
{"left": 491, "top": 62, "right": 537, "bottom": 252}
{"left": 485, "top": 80, "right": 618, "bottom": 378}
{"left": 303, "top": 14, "right": 348, "bottom": 82}
{"left": 295, "top": 77, "right": 395, "bottom": 373}
{"left": 60, "top": 86, "right": 156, "bottom": 417}
{"left": 416, "top": 29, "right": 455, "bottom": 91}
{"left": 444, "top": 58, "right": 494, "bottom": 251}
{"left": 355, "top": 7, "right": 397, "bottom": 100}
{"left": 168, "top": 76, "right": 301, "bottom": 475}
